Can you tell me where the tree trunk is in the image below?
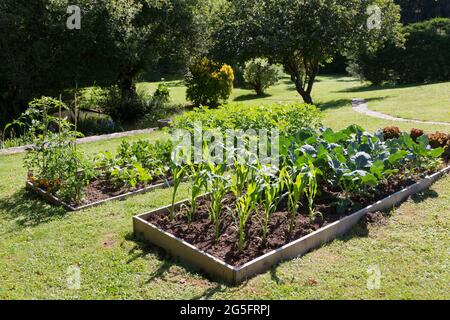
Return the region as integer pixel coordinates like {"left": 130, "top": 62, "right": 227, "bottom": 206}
{"left": 293, "top": 76, "right": 314, "bottom": 104}
{"left": 118, "top": 75, "right": 137, "bottom": 101}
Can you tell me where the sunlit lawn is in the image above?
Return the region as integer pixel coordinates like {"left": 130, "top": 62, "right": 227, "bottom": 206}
{"left": 139, "top": 75, "right": 450, "bottom": 133}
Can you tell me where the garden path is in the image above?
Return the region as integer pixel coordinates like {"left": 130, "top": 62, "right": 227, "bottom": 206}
{"left": 0, "top": 128, "right": 157, "bottom": 156}
{"left": 352, "top": 99, "right": 450, "bottom": 127}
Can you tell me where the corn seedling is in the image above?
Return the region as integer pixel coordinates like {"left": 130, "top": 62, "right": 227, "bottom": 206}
{"left": 235, "top": 182, "right": 260, "bottom": 252}
{"left": 187, "top": 163, "right": 207, "bottom": 223}
{"left": 206, "top": 162, "right": 230, "bottom": 240}
{"left": 169, "top": 164, "right": 186, "bottom": 220}
{"left": 282, "top": 167, "right": 306, "bottom": 233}
{"left": 258, "top": 166, "right": 283, "bottom": 242}
{"left": 304, "top": 161, "right": 321, "bottom": 223}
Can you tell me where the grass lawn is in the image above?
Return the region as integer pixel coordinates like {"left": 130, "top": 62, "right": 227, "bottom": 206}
{"left": 1, "top": 76, "right": 449, "bottom": 299}
{"left": 139, "top": 75, "right": 450, "bottom": 133}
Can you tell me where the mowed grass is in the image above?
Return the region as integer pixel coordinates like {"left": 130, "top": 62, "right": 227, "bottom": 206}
{"left": 139, "top": 75, "right": 450, "bottom": 132}
{"left": 1, "top": 76, "right": 449, "bottom": 299}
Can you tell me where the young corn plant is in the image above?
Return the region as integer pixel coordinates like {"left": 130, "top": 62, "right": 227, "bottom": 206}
{"left": 258, "top": 167, "right": 283, "bottom": 242}
{"left": 206, "top": 162, "right": 230, "bottom": 241}
{"left": 187, "top": 163, "right": 207, "bottom": 223}
{"left": 231, "top": 160, "right": 251, "bottom": 199}
{"left": 169, "top": 164, "right": 186, "bottom": 220}
{"left": 235, "top": 182, "right": 260, "bottom": 252}
{"left": 304, "top": 162, "right": 321, "bottom": 223}
{"left": 282, "top": 167, "right": 306, "bottom": 233}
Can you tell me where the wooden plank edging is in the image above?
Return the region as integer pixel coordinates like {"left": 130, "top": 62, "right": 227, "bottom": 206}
{"left": 26, "top": 178, "right": 174, "bottom": 211}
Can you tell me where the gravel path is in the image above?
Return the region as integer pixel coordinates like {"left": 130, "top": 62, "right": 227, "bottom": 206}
{"left": 0, "top": 128, "right": 157, "bottom": 156}
{"left": 352, "top": 98, "right": 450, "bottom": 126}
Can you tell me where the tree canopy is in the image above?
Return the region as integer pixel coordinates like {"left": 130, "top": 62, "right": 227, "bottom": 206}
{"left": 395, "top": 0, "right": 450, "bottom": 24}
{"left": 213, "top": 0, "right": 404, "bottom": 104}
{"left": 0, "top": 0, "right": 209, "bottom": 126}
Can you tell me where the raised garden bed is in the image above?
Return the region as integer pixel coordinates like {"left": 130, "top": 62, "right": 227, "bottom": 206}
{"left": 26, "top": 176, "right": 174, "bottom": 211}
{"left": 133, "top": 165, "right": 450, "bottom": 284}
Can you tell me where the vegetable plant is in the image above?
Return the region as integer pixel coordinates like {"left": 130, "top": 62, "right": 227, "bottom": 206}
{"left": 187, "top": 163, "right": 208, "bottom": 223}
{"left": 257, "top": 166, "right": 283, "bottom": 242}
{"left": 169, "top": 164, "right": 186, "bottom": 220}
{"left": 282, "top": 167, "right": 306, "bottom": 233}
{"left": 235, "top": 182, "right": 260, "bottom": 252}
{"left": 304, "top": 162, "right": 321, "bottom": 223}
{"left": 206, "top": 162, "right": 230, "bottom": 240}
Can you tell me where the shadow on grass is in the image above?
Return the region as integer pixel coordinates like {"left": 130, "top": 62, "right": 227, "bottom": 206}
{"left": 125, "top": 232, "right": 240, "bottom": 294}
{"left": 233, "top": 93, "right": 272, "bottom": 102}
{"left": 268, "top": 185, "right": 442, "bottom": 284}
{"left": 335, "top": 81, "right": 437, "bottom": 94}
{"left": 347, "top": 185, "right": 440, "bottom": 241}
{"left": 317, "top": 98, "right": 352, "bottom": 110}
{"left": 0, "top": 190, "right": 66, "bottom": 230}
{"left": 317, "top": 96, "right": 386, "bottom": 111}
{"left": 191, "top": 284, "right": 228, "bottom": 300}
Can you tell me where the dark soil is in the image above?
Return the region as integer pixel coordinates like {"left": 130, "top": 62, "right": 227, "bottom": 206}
{"left": 80, "top": 175, "right": 170, "bottom": 206}
{"left": 146, "top": 169, "right": 445, "bottom": 267}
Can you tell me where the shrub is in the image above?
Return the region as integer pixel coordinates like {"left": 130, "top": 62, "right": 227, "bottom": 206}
{"left": 77, "top": 86, "right": 109, "bottom": 112}
{"left": 382, "top": 126, "right": 401, "bottom": 140}
{"left": 103, "top": 86, "right": 152, "bottom": 123}
{"left": 185, "top": 58, "right": 234, "bottom": 107}
{"left": 243, "top": 58, "right": 282, "bottom": 95}
{"left": 349, "top": 18, "right": 450, "bottom": 84}
{"left": 152, "top": 84, "right": 171, "bottom": 107}
{"left": 410, "top": 128, "right": 424, "bottom": 141}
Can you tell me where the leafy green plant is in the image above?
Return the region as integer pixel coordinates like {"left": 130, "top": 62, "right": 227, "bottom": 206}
{"left": 258, "top": 166, "right": 283, "bottom": 242}
{"left": 171, "top": 103, "right": 322, "bottom": 136}
{"left": 231, "top": 160, "right": 253, "bottom": 199}
{"left": 152, "top": 83, "right": 171, "bottom": 106}
{"left": 20, "top": 97, "right": 94, "bottom": 204}
{"left": 187, "top": 163, "right": 208, "bottom": 223}
{"left": 94, "top": 139, "right": 172, "bottom": 188}
{"left": 282, "top": 167, "right": 306, "bottom": 233}
{"left": 235, "top": 182, "right": 260, "bottom": 252}
{"left": 304, "top": 162, "right": 321, "bottom": 223}
{"left": 169, "top": 164, "right": 187, "bottom": 221}
{"left": 206, "top": 162, "right": 230, "bottom": 240}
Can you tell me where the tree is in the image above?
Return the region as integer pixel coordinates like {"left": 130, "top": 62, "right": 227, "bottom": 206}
{"left": 394, "top": 0, "right": 450, "bottom": 24}
{"left": 213, "top": 0, "right": 404, "bottom": 104}
{"left": 348, "top": 18, "right": 450, "bottom": 84}
{"left": 0, "top": 0, "right": 208, "bottom": 126}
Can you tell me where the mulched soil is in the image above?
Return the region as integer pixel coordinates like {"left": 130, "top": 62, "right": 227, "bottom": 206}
{"left": 146, "top": 168, "right": 445, "bottom": 267}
